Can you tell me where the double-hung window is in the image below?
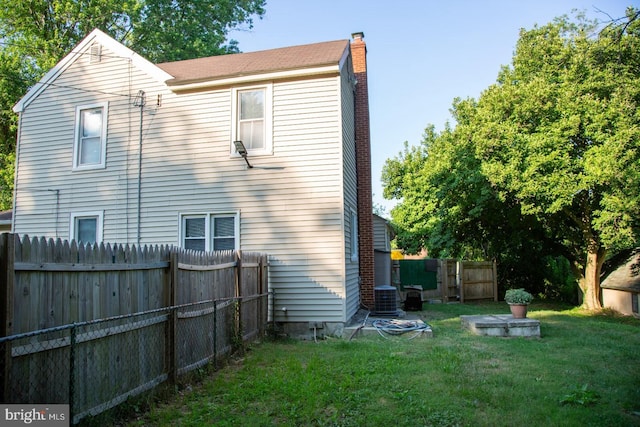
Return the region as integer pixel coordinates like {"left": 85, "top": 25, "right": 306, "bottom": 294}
{"left": 70, "top": 211, "right": 103, "bottom": 244}
{"left": 73, "top": 102, "right": 108, "bottom": 170}
{"left": 231, "top": 85, "right": 272, "bottom": 155}
{"left": 181, "top": 213, "right": 239, "bottom": 252}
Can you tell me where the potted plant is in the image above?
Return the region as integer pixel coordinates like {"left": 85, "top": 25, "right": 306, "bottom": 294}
{"left": 504, "top": 288, "right": 534, "bottom": 319}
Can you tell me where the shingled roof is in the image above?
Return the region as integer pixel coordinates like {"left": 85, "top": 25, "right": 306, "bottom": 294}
{"left": 601, "top": 249, "right": 640, "bottom": 292}
{"left": 157, "top": 39, "right": 350, "bottom": 86}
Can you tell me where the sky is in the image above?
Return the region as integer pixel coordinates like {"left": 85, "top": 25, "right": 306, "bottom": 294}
{"left": 229, "top": 0, "right": 635, "bottom": 216}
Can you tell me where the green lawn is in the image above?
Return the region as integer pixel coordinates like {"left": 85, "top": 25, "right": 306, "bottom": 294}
{"left": 122, "top": 302, "right": 639, "bottom": 427}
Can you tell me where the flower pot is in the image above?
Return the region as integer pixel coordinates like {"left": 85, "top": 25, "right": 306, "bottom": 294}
{"left": 509, "top": 303, "right": 528, "bottom": 319}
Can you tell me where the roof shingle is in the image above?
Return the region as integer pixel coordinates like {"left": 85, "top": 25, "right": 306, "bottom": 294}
{"left": 157, "top": 39, "right": 349, "bottom": 85}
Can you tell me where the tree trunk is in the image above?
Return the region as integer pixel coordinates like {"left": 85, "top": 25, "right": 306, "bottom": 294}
{"left": 580, "top": 243, "right": 606, "bottom": 310}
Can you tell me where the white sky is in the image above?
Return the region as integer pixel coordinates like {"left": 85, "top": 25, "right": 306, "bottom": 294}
{"left": 229, "top": 0, "right": 635, "bottom": 216}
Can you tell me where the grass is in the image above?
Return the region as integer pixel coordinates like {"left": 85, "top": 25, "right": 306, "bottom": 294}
{"left": 120, "top": 302, "right": 639, "bottom": 427}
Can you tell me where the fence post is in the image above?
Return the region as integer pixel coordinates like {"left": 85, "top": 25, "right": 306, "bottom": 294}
{"left": 440, "top": 259, "right": 447, "bottom": 303}
{"left": 492, "top": 260, "right": 498, "bottom": 302}
{"left": 457, "top": 261, "right": 465, "bottom": 303}
{"left": 1, "top": 233, "right": 15, "bottom": 401}
{"left": 166, "top": 250, "right": 178, "bottom": 384}
{"left": 69, "top": 323, "right": 76, "bottom": 424}
{"left": 235, "top": 250, "right": 243, "bottom": 348}
{"left": 258, "top": 255, "right": 266, "bottom": 336}
{"left": 213, "top": 300, "right": 217, "bottom": 369}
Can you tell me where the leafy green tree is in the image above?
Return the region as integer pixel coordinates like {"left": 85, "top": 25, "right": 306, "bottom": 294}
{"left": 384, "top": 9, "right": 640, "bottom": 309}
{"left": 0, "top": 0, "right": 266, "bottom": 209}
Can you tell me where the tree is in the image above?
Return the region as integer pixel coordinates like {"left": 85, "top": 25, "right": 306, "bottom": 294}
{"left": 0, "top": 0, "right": 266, "bottom": 209}
{"left": 383, "top": 9, "right": 640, "bottom": 309}
{"left": 383, "top": 120, "right": 569, "bottom": 296}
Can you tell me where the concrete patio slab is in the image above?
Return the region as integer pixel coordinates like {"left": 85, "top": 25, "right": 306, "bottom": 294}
{"left": 461, "top": 314, "right": 540, "bottom": 337}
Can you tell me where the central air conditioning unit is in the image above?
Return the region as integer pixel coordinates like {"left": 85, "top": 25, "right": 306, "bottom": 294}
{"left": 373, "top": 285, "right": 399, "bottom": 316}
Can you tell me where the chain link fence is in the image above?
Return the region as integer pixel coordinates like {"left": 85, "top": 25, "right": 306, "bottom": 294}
{"left": 0, "top": 295, "right": 267, "bottom": 424}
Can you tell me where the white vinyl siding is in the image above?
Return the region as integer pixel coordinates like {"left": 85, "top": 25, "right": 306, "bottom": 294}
{"left": 340, "top": 55, "right": 359, "bottom": 322}
{"left": 373, "top": 215, "right": 391, "bottom": 252}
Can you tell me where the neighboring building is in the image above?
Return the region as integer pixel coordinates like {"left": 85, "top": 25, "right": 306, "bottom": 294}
{"left": 602, "top": 249, "right": 640, "bottom": 318}
{"left": 12, "top": 29, "right": 375, "bottom": 336}
{"left": 373, "top": 213, "right": 393, "bottom": 287}
{"left": 0, "top": 210, "right": 11, "bottom": 233}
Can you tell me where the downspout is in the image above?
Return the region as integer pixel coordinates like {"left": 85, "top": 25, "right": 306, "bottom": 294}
{"left": 134, "top": 90, "right": 146, "bottom": 246}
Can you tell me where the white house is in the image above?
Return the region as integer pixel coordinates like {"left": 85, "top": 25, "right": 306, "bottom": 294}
{"left": 11, "top": 29, "right": 375, "bottom": 337}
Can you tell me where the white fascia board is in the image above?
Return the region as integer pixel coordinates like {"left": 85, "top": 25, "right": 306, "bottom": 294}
{"left": 166, "top": 64, "right": 340, "bottom": 92}
{"left": 338, "top": 45, "right": 350, "bottom": 72}
{"left": 13, "top": 28, "right": 173, "bottom": 113}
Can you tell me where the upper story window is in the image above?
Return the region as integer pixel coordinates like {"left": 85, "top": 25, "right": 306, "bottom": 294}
{"left": 73, "top": 102, "right": 108, "bottom": 170}
{"left": 70, "top": 211, "right": 103, "bottom": 244}
{"left": 180, "top": 212, "right": 239, "bottom": 252}
{"left": 231, "top": 85, "right": 272, "bottom": 156}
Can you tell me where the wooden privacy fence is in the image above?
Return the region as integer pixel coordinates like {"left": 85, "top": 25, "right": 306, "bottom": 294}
{"left": 0, "top": 233, "right": 268, "bottom": 424}
{"left": 457, "top": 260, "right": 498, "bottom": 302}
{"left": 395, "top": 259, "right": 497, "bottom": 303}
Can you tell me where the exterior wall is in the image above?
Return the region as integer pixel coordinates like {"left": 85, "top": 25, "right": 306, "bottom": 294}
{"left": 373, "top": 215, "right": 392, "bottom": 288}
{"left": 372, "top": 214, "right": 390, "bottom": 252}
{"left": 603, "top": 289, "right": 639, "bottom": 318}
{"left": 14, "top": 38, "right": 355, "bottom": 326}
{"left": 13, "top": 42, "right": 167, "bottom": 241}
{"left": 340, "top": 55, "right": 360, "bottom": 323}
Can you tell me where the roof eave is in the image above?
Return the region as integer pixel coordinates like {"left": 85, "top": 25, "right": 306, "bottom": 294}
{"left": 165, "top": 64, "right": 341, "bottom": 92}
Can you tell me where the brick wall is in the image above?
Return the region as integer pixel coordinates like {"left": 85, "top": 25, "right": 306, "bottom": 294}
{"left": 350, "top": 33, "right": 375, "bottom": 308}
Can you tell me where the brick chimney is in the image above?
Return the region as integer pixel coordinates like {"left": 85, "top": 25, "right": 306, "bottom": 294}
{"left": 350, "top": 32, "right": 375, "bottom": 308}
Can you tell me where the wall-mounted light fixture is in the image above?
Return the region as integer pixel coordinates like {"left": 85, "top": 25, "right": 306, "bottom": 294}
{"left": 233, "top": 140, "right": 253, "bottom": 168}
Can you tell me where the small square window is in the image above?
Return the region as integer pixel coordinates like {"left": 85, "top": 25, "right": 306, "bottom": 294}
{"left": 70, "top": 211, "right": 103, "bottom": 244}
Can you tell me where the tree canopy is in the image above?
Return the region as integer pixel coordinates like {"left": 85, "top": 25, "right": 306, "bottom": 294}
{"left": 0, "top": 0, "right": 266, "bottom": 210}
{"left": 383, "top": 8, "right": 640, "bottom": 309}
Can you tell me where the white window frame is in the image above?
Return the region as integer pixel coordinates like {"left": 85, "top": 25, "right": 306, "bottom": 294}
{"left": 230, "top": 84, "right": 273, "bottom": 156}
{"left": 350, "top": 208, "right": 359, "bottom": 262}
{"left": 69, "top": 211, "right": 103, "bottom": 244}
{"left": 179, "top": 212, "right": 240, "bottom": 252}
{"left": 73, "top": 102, "right": 108, "bottom": 170}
